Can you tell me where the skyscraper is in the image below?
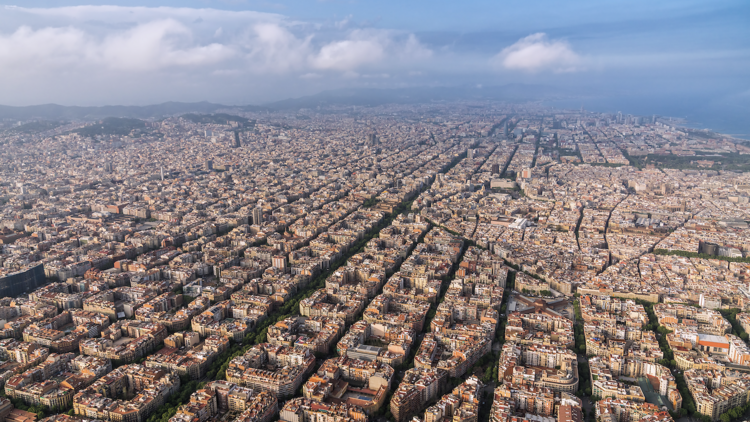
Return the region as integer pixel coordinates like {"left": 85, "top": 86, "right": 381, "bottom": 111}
{"left": 252, "top": 207, "right": 263, "bottom": 225}
{"left": 233, "top": 131, "right": 241, "bottom": 148}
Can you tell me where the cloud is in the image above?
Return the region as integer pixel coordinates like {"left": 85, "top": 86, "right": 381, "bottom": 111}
{"left": 0, "top": 25, "right": 92, "bottom": 72}
{"left": 312, "top": 30, "right": 432, "bottom": 72}
{"left": 313, "top": 38, "right": 385, "bottom": 71}
{"left": 101, "top": 19, "right": 235, "bottom": 71}
{"left": 401, "top": 34, "right": 432, "bottom": 61}
{"left": 0, "top": 6, "right": 431, "bottom": 77}
{"left": 494, "top": 33, "right": 582, "bottom": 73}
{"left": 240, "top": 23, "right": 313, "bottom": 73}
{"left": 0, "top": 19, "right": 234, "bottom": 73}
{"left": 334, "top": 15, "right": 352, "bottom": 30}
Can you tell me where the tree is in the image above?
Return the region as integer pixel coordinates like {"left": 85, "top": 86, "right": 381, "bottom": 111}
{"left": 482, "top": 366, "right": 494, "bottom": 383}
{"left": 255, "top": 327, "right": 268, "bottom": 344}
{"left": 685, "top": 402, "right": 696, "bottom": 414}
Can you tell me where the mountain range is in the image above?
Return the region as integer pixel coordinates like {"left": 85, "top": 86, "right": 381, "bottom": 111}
{"left": 0, "top": 84, "right": 569, "bottom": 121}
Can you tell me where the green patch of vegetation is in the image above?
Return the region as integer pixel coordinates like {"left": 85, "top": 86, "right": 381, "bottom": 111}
{"left": 361, "top": 197, "right": 379, "bottom": 208}
{"left": 72, "top": 117, "right": 147, "bottom": 137}
{"left": 685, "top": 129, "right": 721, "bottom": 140}
{"left": 715, "top": 401, "right": 750, "bottom": 422}
{"left": 180, "top": 113, "right": 252, "bottom": 126}
{"left": 653, "top": 249, "right": 750, "bottom": 264}
{"left": 575, "top": 361, "right": 591, "bottom": 398}
{"left": 556, "top": 148, "right": 579, "bottom": 157}
{"left": 470, "top": 352, "right": 499, "bottom": 384}
{"left": 626, "top": 151, "right": 750, "bottom": 172}
{"left": 719, "top": 308, "right": 750, "bottom": 341}
{"left": 3, "top": 395, "right": 49, "bottom": 419}
{"left": 586, "top": 162, "right": 626, "bottom": 168}
{"left": 635, "top": 299, "right": 699, "bottom": 417}
{"left": 145, "top": 378, "right": 207, "bottom": 422}
{"left": 574, "top": 319, "right": 586, "bottom": 355}
{"left": 8, "top": 120, "right": 66, "bottom": 134}
{"left": 674, "top": 372, "right": 697, "bottom": 416}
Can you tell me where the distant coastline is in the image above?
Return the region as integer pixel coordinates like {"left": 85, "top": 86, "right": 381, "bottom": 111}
{"left": 545, "top": 98, "right": 750, "bottom": 141}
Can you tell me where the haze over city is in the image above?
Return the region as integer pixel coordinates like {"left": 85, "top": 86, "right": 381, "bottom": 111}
{"left": 1, "top": 0, "right": 748, "bottom": 137}
{"left": 1, "top": 3, "right": 750, "bottom": 422}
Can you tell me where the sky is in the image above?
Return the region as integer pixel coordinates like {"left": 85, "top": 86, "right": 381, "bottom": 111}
{"left": 0, "top": 0, "right": 748, "bottom": 118}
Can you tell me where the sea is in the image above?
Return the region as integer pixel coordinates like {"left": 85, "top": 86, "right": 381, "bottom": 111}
{"left": 545, "top": 96, "right": 750, "bottom": 140}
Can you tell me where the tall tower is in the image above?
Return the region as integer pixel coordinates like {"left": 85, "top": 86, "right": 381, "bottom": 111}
{"left": 252, "top": 207, "right": 263, "bottom": 225}
{"left": 160, "top": 166, "right": 164, "bottom": 181}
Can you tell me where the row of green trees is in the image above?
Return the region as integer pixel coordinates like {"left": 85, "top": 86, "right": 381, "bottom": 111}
{"left": 197, "top": 155, "right": 470, "bottom": 422}
{"left": 143, "top": 201, "right": 410, "bottom": 422}
{"left": 145, "top": 378, "right": 206, "bottom": 422}
{"left": 169, "top": 192, "right": 431, "bottom": 419}
{"left": 0, "top": 394, "right": 59, "bottom": 419}
{"left": 361, "top": 197, "right": 379, "bottom": 208}
{"left": 494, "top": 270, "right": 515, "bottom": 348}
{"left": 634, "top": 299, "right": 695, "bottom": 418}
{"left": 575, "top": 361, "right": 591, "bottom": 398}
{"left": 653, "top": 248, "right": 750, "bottom": 264}
{"left": 570, "top": 296, "right": 595, "bottom": 408}
{"left": 719, "top": 308, "right": 750, "bottom": 341}
{"left": 521, "top": 288, "right": 553, "bottom": 297}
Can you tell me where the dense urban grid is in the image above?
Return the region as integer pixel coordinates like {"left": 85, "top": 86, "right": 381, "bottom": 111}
{"left": 0, "top": 102, "right": 750, "bottom": 422}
